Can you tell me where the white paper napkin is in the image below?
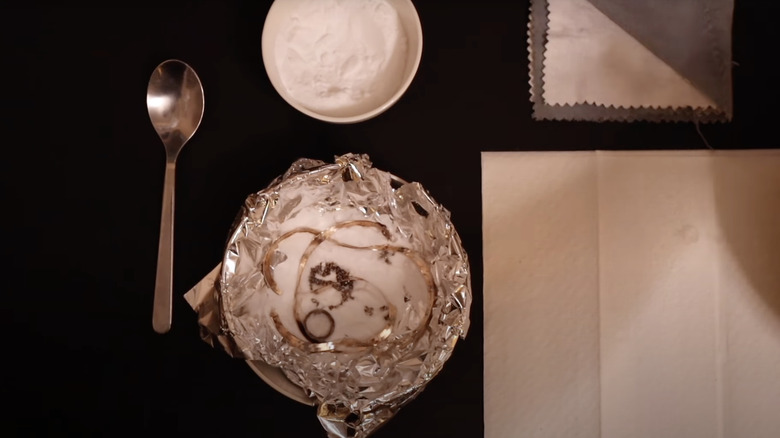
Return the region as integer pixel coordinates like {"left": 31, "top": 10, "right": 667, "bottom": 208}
{"left": 482, "top": 150, "right": 780, "bottom": 437}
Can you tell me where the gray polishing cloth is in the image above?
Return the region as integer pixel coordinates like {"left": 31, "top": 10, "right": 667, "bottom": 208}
{"left": 529, "top": 0, "right": 734, "bottom": 122}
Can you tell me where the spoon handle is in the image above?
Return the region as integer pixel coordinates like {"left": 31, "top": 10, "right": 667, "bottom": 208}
{"left": 153, "top": 160, "right": 176, "bottom": 334}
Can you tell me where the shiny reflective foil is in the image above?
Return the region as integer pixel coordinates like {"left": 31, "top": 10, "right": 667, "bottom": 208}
{"left": 189, "top": 153, "right": 471, "bottom": 437}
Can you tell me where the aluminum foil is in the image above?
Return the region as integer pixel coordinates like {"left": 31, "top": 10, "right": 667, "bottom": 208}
{"left": 186, "top": 153, "right": 471, "bottom": 437}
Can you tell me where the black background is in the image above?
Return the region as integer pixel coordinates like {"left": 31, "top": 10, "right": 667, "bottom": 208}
{"left": 2, "top": 1, "right": 777, "bottom": 437}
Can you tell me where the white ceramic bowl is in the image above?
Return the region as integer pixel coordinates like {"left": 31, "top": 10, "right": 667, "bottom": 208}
{"left": 261, "top": 0, "right": 423, "bottom": 124}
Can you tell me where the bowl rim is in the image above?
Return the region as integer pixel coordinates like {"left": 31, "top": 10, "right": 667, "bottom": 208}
{"left": 261, "top": 0, "right": 424, "bottom": 124}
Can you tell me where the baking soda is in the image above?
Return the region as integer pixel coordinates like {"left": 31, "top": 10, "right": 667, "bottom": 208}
{"left": 274, "top": 0, "right": 408, "bottom": 116}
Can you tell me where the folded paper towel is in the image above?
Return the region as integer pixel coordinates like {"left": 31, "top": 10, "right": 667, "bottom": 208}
{"left": 482, "top": 150, "right": 780, "bottom": 437}
{"left": 529, "top": 0, "right": 734, "bottom": 122}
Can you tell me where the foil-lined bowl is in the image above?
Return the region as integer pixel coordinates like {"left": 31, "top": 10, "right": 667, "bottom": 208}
{"left": 216, "top": 153, "right": 471, "bottom": 437}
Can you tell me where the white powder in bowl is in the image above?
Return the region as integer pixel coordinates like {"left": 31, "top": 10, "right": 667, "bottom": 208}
{"left": 274, "top": 0, "right": 408, "bottom": 117}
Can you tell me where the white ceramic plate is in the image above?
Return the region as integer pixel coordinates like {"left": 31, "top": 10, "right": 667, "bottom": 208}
{"left": 246, "top": 360, "right": 316, "bottom": 406}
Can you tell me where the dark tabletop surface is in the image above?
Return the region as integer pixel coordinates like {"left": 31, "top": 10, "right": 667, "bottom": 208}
{"left": 2, "top": 1, "right": 777, "bottom": 437}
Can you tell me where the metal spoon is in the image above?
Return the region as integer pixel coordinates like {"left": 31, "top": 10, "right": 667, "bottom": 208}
{"left": 147, "top": 59, "right": 204, "bottom": 334}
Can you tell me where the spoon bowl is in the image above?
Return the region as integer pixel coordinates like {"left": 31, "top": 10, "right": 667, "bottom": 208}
{"left": 147, "top": 59, "right": 204, "bottom": 334}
